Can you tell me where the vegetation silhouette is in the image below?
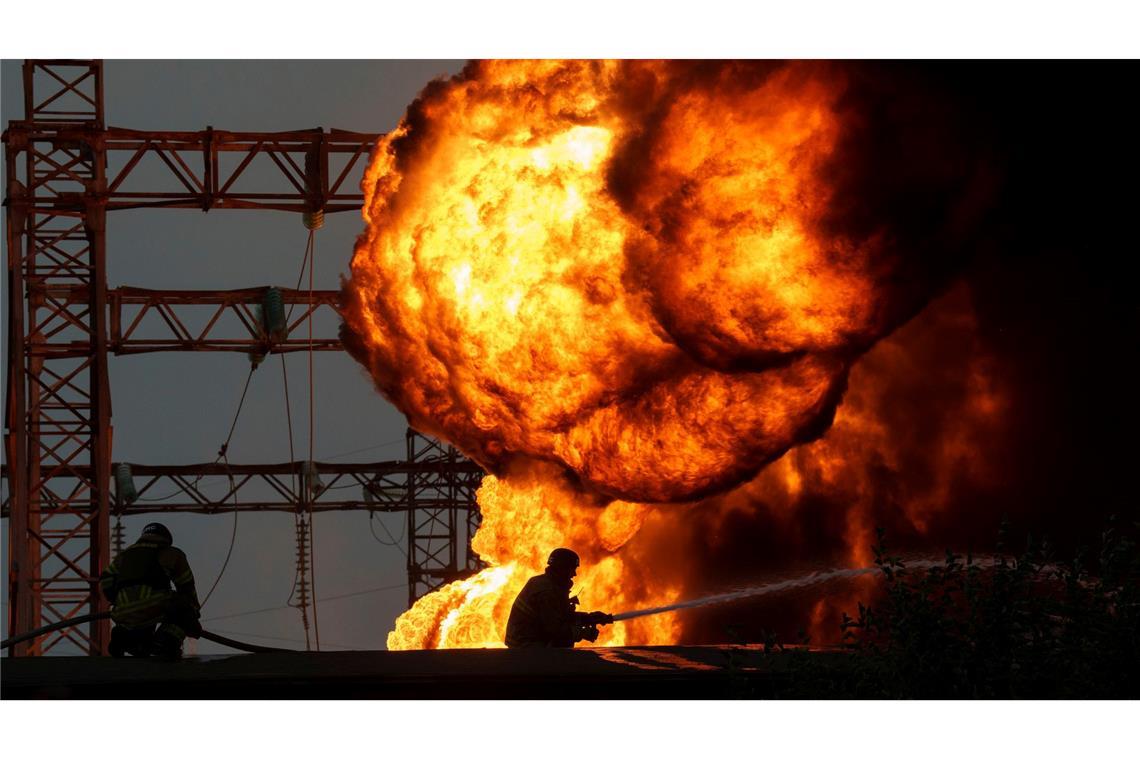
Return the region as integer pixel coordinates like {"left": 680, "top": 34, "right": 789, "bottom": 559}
{"left": 728, "top": 517, "right": 1139, "bottom": 698}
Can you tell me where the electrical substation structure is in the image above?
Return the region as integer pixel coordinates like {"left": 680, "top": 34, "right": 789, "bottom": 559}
{"left": 2, "top": 60, "right": 485, "bottom": 656}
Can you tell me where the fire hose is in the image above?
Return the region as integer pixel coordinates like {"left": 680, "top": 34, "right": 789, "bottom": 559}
{"left": 1, "top": 611, "right": 292, "bottom": 654}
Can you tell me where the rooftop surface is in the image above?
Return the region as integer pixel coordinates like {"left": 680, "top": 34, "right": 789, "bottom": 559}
{"left": 2, "top": 645, "right": 847, "bottom": 699}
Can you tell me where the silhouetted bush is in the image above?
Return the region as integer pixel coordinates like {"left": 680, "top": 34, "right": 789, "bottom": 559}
{"left": 826, "top": 518, "right": 1140, "bottom": 698}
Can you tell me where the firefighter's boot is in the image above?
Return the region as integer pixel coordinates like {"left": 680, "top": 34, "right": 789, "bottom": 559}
{"left": 108, "top": 626, "right": 128, "bottom": 658}
{"left": 151, "top": 624, "right": 184, "bottom": 661}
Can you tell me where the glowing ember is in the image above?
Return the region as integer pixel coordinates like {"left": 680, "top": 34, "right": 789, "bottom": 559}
{"left": 343, "top": 61, "right": 994, "bottom": 649}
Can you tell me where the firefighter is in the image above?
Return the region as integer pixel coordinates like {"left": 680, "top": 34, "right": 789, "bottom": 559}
{"left": 505, "top": 548, "right": 614, "bottom": 648}
{"left": 99, "top": 522, "right": 203, "bottom": 660}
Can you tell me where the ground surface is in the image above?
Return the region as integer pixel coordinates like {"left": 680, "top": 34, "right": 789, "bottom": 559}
{"left": 1, "top": 645, "right": 847, "bottom": 699}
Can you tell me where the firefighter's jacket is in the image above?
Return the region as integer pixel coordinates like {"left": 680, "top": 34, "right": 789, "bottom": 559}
{"left": 505, "top": 572, "right": 592, "bottom": 648}
{"left": 99, "top": 539, "right": 201, "bottom": 629}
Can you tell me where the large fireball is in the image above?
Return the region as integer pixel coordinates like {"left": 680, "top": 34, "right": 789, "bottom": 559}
{"left": 341, "top": 60, "right": 995, "bottom": 649}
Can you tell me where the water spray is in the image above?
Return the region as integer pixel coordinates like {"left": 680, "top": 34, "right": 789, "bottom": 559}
{"left": 612, "top": 567, "right": 875, "bottom": 622}
{"left": 611, "top": 557, "right": 985, "bottom": 622}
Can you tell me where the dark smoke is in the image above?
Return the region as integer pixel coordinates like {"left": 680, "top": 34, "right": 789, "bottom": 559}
{"left": 665, "top": 63, "right": 1140, "bottom": 645}
{"left": 607, "top": 61, "right": 1000, "bottom": 372}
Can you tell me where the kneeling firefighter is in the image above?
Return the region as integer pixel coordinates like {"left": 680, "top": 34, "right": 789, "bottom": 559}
{"left": 99, "top": 522, "right": 203, "bottom": 660}
{"left": 505, "top": 548, "right": 614, "bottom": 648}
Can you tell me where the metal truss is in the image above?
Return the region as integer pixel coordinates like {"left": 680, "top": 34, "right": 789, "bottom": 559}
{"left": 5, "top": 61, "right": 111, "bottom": 656}
{"left": 4, "top": 60, "right": 484, "bottom": 656}
{"left": 404, "top": 431, "right": 486, "bottom": 606}
{"left": 109, "top": 286, "right": 341, "bottom": 355}
{"left": 3, "top": 452, "right": 484, "bottom": 517}
{"left": 2, "top": 431, "right": 486, "bottom": 613}
{"left": 9, "top": 124, "right": 378, "bottom": 213}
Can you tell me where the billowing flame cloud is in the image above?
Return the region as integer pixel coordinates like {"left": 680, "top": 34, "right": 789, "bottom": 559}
{"left": 672, "top": 282, "right": 1009, "bottom": 644}
{"left": 341, "top": 61, "right": 997, "bottom": 648}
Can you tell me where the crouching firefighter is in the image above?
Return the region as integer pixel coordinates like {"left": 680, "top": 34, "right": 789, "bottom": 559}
{"left": 505, "top": 548, "right": 614, "bottom": 648}
{"left": 98, "top": 522, "right": 203, "bottom": 660}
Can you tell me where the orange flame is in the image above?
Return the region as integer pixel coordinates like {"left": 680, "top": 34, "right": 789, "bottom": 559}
{"left": 684, "top": 283, "right": 1007, "bottom": 642}
{"left": 343, "top": 61, "right": 995, "bottom": 649}
{"left": 387, "top": 464, "right": 680, "bottom": 649}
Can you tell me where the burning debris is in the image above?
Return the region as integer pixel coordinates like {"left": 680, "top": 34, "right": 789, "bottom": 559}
{"left": 340, "top": 61, "right": 1000, "bottom": 649}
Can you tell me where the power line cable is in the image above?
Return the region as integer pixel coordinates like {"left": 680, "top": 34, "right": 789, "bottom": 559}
{"left": 279, "top": 227, "right": 308, "bottom": 615}
{"left": 197, "top": 361, "right": 259, "bottom": 607}
{"left": 133, "top": 480, "right": 227, "bottom": 503}
{"left": 200, "top": 455, "right": 240, "bottom": 608}
{"left": 131, "top": 361, "right": 257, "bottom": 506}
{"left": 216, "top": 362, "right": 257, "bottom": 462}
{"left": 280, "top": 231, "right": 319, "bottom": 651}
{"left": 127, "top": 360, "right": 256, "bottom": 508}
{"left": 319, "top": 437, "right": 406, "bottom": 461}
{"left": 152, "top": 361, "right": 255, "bottom": 610}
{"left": 201, "top": 582, "right": 406, "bottom": 623}
{"left": 283, "top": 232, "right": 312, "bottom": 322}
{"left": 280, "top": 352, "right": 305, "bottom": 632}
{"left": 320, "top": 481, "right": 372, "bottom": 492}
{"left": 307, "top": 227, "right": 321, "bottom": 652}
{"left": 369, "top": 511, "right": 408, "bottom": 556}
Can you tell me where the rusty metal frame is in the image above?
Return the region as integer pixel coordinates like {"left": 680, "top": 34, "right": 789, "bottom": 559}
{"left": 405, "top": 431, "right": 486, "bottom": 606}
{"left": 103, "top": 127, "right": 375, "bottom": 212}
{"left": 2, "top": 454, "right": 483, "bottom": 517}
{"left": 108, "top": 286, "right": 341, "bottom": 354}
{"left": 5, "top": 60, "right": 110, "bottom": 655}
{"left": 5, "top": 124, "right": 380, "bottom": 213}
{"left": 4, "top": 60, "right": 483, "bottom": 656}
{"left": 23, "top": 60, "right": 104, "bottom": 125}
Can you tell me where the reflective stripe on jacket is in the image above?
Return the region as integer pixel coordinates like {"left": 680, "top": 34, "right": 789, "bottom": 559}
{"left": 99, "top": 540, "right": 201, "bottom": 628}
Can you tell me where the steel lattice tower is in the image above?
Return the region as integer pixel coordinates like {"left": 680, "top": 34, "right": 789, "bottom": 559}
{"left": 3, "top": 60, "right": 483, "bottom": 655}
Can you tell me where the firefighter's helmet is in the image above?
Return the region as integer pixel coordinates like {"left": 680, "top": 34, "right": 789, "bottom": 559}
{"left": 141, "top": 522, "right": 173, "bottom": 544}
{"left": 547, "top": 547, "right": 580, "bottom": 571}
